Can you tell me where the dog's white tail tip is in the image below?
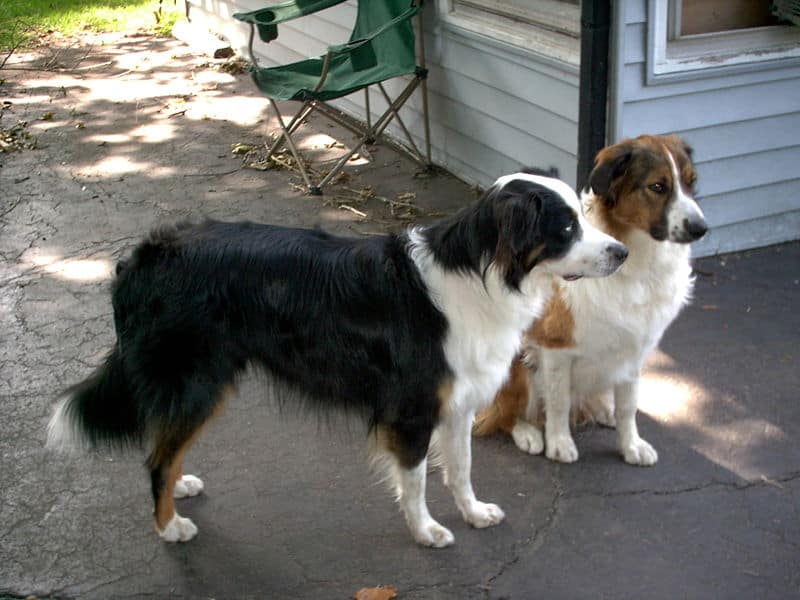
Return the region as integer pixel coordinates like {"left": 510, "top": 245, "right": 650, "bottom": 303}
{"left": 46, "top": 397, "right": 83, "bottom": 451}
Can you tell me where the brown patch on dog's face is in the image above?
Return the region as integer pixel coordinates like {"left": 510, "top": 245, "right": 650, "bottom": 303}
{"left": 529, "top": 282, "right": 575, "bottom": 349}
{"left": 589, "top": 134, "right": 698, "bottom": 243}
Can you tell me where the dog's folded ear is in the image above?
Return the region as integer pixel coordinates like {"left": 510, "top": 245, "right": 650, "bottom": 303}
{"left": 589, "top": 144, "right": 633, "bottom": 202}
{"left": 494, "top": 191, "right": 543, "bottom": 290}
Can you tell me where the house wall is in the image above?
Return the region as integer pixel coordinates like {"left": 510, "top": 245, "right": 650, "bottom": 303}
{"left": 610, "top": 1, "right": 800, "bottom": 257}
{"left": 184, "top": 0, "right": 581, "bottom": 189}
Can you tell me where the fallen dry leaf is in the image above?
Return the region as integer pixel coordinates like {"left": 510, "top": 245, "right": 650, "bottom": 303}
{"left": 354, "top": 586, "right": 397, "bottom": 600}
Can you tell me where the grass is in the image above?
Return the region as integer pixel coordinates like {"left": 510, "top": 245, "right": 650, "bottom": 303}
{"left": 0, "top": 0, "right": 184, "bottom": 52}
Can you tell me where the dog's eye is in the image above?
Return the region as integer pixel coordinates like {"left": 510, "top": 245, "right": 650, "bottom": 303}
{"left": 564, "top": 224, "right": 573, "bottom": 233}
{"left": 648, "top": 182, "right": 666, "bottom": 194}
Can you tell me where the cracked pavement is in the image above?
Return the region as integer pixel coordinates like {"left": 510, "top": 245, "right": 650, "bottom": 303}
{"left": 1, "top": 32, "right": 799, "bottom": 600}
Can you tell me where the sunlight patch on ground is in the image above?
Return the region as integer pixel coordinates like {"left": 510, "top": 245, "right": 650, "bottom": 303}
{"left": 296, "top": 132, "right": 371, "bottom": 165}
{"left": 641, "top": 349, "right": 787, "bottom": 480}
{"left": 73, "top": 155, "right": 176, "bottom": 177}
{"left": 187, "top": 95, "right": 267, "bottom": 126}
{"left": 303, "top": 132, "right": 340, "bottom": 150}
{"left": 638, "top": 374, "right": 702, "bottom": 423}
{"left": 22, "top": 75, "right": 194, "bottom": 103}
{"left": 129, "top": 123, "right": 175, "bottom": 143}
{"left": 640, "top": 349, "right": 708, "bottom": 423}
{"left": 30, "top": 255, "right": 113, "bottom": 282}
{"left": 4, "top": 94, "right": 56, "bottom": 108}
{"left": 85, "top": 133, "right": 132, "bottom": 144}
{"left": 687, "top": 407, "right": 788, "bottom": 480}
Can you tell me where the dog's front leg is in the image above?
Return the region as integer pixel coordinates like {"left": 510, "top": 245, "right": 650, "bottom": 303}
{"left": 542, "top": 351, "right": 578, "bottom": 463}
{"left": 614, "top": 379, "right": 658, "bottom": 466}
{"left": 439, "top": 408, "right": 505, "bottom": 529}
{"left": 397, "top": 458, "right": 455, "bottom": 548}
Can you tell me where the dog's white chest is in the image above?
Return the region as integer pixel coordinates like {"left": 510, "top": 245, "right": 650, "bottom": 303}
{"left": 568, "top": 239, "right": 694, "bottom": 394}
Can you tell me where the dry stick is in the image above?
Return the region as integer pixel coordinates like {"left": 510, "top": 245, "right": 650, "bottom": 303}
{"left": 183, "top": 168, "right": 240, "bottom": 177}
{"left": 67, "top": 45, "right": 96, "bottom": 70}
{"left": 4, "top": 41, "right": 95, "bottom": 73}
{"left": 340, "top": 186, "right": 418, "bottom": 211}
{"left": 0, "top": 38, "right": 27, "bottom": 70}
{"left": 338, "top": 204, "right": 367, "bottom": 218}
{"left": 269, "top": 153, "right": 306, "bottom": 172}
{"left": 73, "top": 60, "right": 113, "bottom": 71}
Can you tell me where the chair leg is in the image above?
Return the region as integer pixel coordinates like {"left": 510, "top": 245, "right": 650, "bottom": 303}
{"left": 262, "top": 76, "right": 430, "bottom": 193}
{"left": 265, "top": 100, "right": 315, "bottom": 160}
{"left": 416, "top": 9, "right": 433, "bottom": 166}
{"left": 364, "top": 88, "right": 373, "bottom": 140}
{"left": 377, "top": 82, "right": 422, "bottom": 161}
{"left": 315, "top": 81, "right": 420, "bottom": 190}
{"left": 418, "top": 75, "right": 432, "bottom": 166}
{"left": 267, "top": 99, "right": 316, "bottom": 193}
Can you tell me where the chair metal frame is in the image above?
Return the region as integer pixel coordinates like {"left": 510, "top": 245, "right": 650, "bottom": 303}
{"left": 241, "top": 1, "right": 431, "bottom": 195}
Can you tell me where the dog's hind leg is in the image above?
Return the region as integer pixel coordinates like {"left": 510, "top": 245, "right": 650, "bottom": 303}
{"left": 438, "top": 406, "right": 505, "bottom": 529}
{"left": 512, "top": 365, "right": 545, "bottom": 455}
{"left": 147, "top": 424, "right": 204, "bottom": 543}
{"left": 146, "top": 385, "right": 232, "bottom": 542}
{"left": 372, "top": 423, "right": 454, "bottom": 548}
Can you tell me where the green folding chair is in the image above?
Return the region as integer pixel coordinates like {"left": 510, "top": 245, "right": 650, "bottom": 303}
{"left": 234, "top": 0, "right": 431, "bottom": 194}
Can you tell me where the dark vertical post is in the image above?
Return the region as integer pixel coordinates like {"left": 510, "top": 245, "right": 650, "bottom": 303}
{"left": 576, "top": 0, "right": 612, "bottom": 190}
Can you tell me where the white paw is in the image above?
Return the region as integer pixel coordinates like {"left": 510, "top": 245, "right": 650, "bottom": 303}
{"left": 511, "top": 421, "right": 544, "bottom": 455}
{"left": 463, "top": 501, "right": 505, "bottom": 529}
{"left": 546, "top": 434, "right": 579, "bottom": 463}
{"left": 620, "top": 437, "right": 658, "bottom": 466}
{"left": 174, "top": 474, "right": 204, "bottom": 498}
{"left": 158, "top": 513, "right": 198, "bottom": 542}
{"left": 411, "top": 519, "right": 455, "bottom": 548}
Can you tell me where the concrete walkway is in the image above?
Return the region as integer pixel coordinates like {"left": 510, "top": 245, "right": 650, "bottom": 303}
{"left": 1, "top": 33, "right": 798, "bottom": 600}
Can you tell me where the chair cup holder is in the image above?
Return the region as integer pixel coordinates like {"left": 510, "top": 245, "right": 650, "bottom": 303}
{"left": 257, "top": 22, "right": 278, "bottom": 43}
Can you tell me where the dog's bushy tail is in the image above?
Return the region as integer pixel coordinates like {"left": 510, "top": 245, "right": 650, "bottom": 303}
{"left": 472, "top": 401, "right": 507, "bottom": 436}
{"left": 47, "top": 349, "right": 142, "bottom": 451}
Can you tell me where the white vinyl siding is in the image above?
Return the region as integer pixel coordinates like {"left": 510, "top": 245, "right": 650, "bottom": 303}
{"left": 610, "top": 0, "right": 800, "bottom": 257}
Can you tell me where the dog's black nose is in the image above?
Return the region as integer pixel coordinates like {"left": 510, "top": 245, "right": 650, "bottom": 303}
{"left": 606, "top": 243, "right": 628, "bottom": 264}
{"left": 684, "top": 218, "right": 708, "bottom": 240}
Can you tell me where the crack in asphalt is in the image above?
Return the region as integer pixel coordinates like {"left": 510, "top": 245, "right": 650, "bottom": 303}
{"left": 564, "top": 471, "right": 800, "bottom": 500}
{"left": 481, "top": 467, "right": 565, "bottom": 599}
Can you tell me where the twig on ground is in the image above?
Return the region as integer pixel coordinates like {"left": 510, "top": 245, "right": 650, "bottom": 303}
{"left": 339, "top": 204, "right": 367, "bottom": 219}
{"left": 0, "top": 37, "right": 27, "bottom": 70}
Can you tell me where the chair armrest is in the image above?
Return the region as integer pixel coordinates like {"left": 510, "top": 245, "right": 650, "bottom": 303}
{"left": 326, "top": 5, "right": 420, "bottom": 56}
{"left": 324, "top": 5, "right": 419, "bottom": 72}
{"left": 233, "top": 0, "right": 347, "bottom": 26}
{"left": 234, "top": 0, "right": 348, "bottom": 44}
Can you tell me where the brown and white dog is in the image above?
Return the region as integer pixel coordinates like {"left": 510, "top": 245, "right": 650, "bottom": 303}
{"left": 475, "top": 134, "right": 708, "bottom": 465}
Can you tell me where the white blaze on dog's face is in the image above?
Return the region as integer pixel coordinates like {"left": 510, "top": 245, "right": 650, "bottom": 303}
{"left": 588, "top": 134, "right": 708, "bottom": 244}
{"left": 664, "top": 150, "right": 707, "bottom": 243}
{"left": 493, "top": 173, "right": 628, "bottom": 282}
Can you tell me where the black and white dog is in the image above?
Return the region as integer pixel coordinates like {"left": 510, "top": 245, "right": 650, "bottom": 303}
{"left": 47, "top": 174, "right": 627, "bottom": 547}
